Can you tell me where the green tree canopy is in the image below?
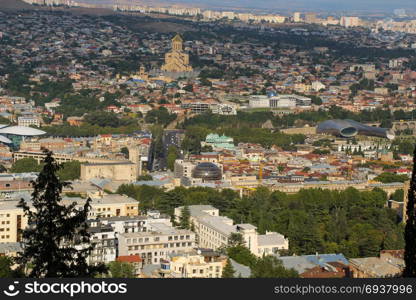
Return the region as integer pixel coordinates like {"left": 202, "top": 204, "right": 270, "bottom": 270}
{"left": 107, "top": 261, "right": 135, "bottom": 278}
{"left": 221, "top": 258, "right": 235, "bottom": 278}
{"left": 57, "top": 161, "right": 81, "bottom": 181}
{"left": 10, "top": 158, "right": 42, "bottom": 173}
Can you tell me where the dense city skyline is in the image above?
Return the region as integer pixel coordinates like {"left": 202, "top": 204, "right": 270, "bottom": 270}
{"left": 80, "top": 0, "right": 416, "bottom": 12}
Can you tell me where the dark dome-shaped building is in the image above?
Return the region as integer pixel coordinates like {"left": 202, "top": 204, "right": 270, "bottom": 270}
{"left": 192, "top": 162, "right": 222, "bottom": 181}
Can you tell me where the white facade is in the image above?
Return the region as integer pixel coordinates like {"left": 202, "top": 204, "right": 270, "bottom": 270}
{"left": 174, "top": 205, "right": 289, "bottom": 257}
{"left": 293, "top": 12, "right": 302, "bottom": 22}
{"left": 312, "top": 81, "right": 326, "bottom": 92}
{"left": 118, "top": 223, "right": 196, "bottom": 265}
{"left": 174, "top": 159, "right": 195, "bottom": 178}
{"left": 17, "top": 116, "right": 40, "bottom": 127}
{"left": 249, "top": 95, "right": 269, "bottom": 108}
{"left": 340, "top": 16, "right": 361, "bottom": 27}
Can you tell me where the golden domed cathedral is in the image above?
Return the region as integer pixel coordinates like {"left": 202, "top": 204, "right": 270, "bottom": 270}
{"left": 161, "top": 34, "right": 193, "bottom": 73}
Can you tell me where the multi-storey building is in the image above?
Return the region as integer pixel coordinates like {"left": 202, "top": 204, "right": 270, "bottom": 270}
{"left": 0, "top": 194, "right": 139, "bottom": 243}
{"left": 174, "top": 205, "right": 289, "bottom": 257}
{"left": 17, "top": 116, "right": 40, "bottom": 127}
{"left": 118, "top": 223, "right": 196, "bottom": 265}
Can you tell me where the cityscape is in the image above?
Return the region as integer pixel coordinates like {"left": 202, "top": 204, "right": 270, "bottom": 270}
{"left": 0, "top": 0, "right": 416, "bottom": 284}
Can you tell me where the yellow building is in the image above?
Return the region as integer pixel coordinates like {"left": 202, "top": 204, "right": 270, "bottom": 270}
{"left": 161, "top": 34, "right": 193, "bottom": 73}
{"left": 169, "top": 252, "right": 227, "bottom": 278}
{"left": 0, "top": 194, "right": 139, "bottom": 243}
{"left": 132, "top": 65, "right": 149, "bottom": 81}
{"left": 80, "top": 161, "right": 139, "bottom": 182}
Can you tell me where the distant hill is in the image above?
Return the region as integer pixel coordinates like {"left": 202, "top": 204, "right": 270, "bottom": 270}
{"left": 0, "top": 0, "right": 35, "bottom": 11}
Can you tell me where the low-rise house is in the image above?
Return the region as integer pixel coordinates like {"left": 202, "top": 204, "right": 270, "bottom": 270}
{"left": 116, "top": 255, "right": 143, "bottom": 276}
{"left": 349, "top": 250, "right": 404, "bottom": 278}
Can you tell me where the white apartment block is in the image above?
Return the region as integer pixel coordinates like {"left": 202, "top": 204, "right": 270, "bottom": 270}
{"left": 118, "top": 223, "right": 196, "bottom": 265}
{"left": 97, "top": 212, "right": 172, "bottom": 234}
{"left": 18, "top": 116, "right": 40, "bottom": 127}
{"left": 88, "top": 227, "right": 117, "bottom": 265}
{"left": 174, "top": 159, "right": 195, "bottom": 178}
{"left": 174, "top": 205, "right": 289, "bottom": 257}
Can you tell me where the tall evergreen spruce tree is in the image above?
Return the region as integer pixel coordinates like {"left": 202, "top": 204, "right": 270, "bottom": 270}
{"left": 16, "top": 151, "right": 107, "bottom": 277}
{"left": 221, "top": 258, "right": 235, "bottom": 278}
{"left": 404, "top": 146, "right": 416, "bottom": 277}
{"left": 179, "top": 205, "right": 191, "bottom": 229}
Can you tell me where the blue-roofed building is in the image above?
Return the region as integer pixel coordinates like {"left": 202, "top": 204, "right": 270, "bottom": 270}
{"left": 277, "top": 253, "right": 350, "bottom": 278}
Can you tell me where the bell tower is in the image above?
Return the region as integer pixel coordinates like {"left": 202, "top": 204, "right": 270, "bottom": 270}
{"left": 172, "top": 34, "right": 183, "bottom": 51}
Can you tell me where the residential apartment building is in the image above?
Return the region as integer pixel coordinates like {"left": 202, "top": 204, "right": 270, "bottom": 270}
{"left": 0, "top": 194, "right": 139, "bottom": 243}
{"left": 174, "top": 159, "right": 195, "bottom": 178}
{"left": 93, "top": 211, "right": 172, "bottom": 234}
{"left": 174, "top": 205, "right": 289, "bottom": 257}
{"left": 88, "top": 224, "right": 117, "bottom": 265}
{"left": 118, "top": 223, "right": 196, "bottom": 265}
{"left": 17, "top": 116, "right": 40, "bottom": 127}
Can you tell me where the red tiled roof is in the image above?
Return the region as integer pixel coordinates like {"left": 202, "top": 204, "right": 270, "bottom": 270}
{"left": 117, "top": 255, "right": 142, "bottom": 263}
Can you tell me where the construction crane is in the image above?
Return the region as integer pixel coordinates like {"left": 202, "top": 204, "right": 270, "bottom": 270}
{"left": 258, "top": 161, "right": 264, "bottom": 185}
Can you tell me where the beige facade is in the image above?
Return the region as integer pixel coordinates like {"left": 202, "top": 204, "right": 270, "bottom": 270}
{"left": 169, "top": 252, "right": 227, "bottom": 278}
{"left": 161, "top": 34, "right": 193, "bottom": 73}
{"left": 0, "top": 194, "right": 139, "bottom": 243}
{"left": 80, "top": 162, "right": 138, "bottom": 181}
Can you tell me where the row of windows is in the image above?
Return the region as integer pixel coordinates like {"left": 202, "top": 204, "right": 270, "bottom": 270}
{"left": 127, "top": 242, "right": 192, "bottom": 251}
{"left": 0, "top": 228, "right": 10, "bottom": 232}
{"left": 97, "top": 207, "right": 112, "bottom": 212}
{"left": 0, "top": 214, "right": 10, "bottom": 218}
{"left": 126, "top": 235, "right": 192, "bottom": 244}
{"left": 0, "top": 235, "right": 10, "bottom": 239}
{"left": 92, "top": 249, "right": 115, "bottom": 255}
{"left": 126, "top": 237, "right": 151, "bottom": 244}
{"left": 168, "top": 235, "right": 191, "bottom": 241}
{"left": 1, "top": 221, "right": 10, "bottom": 225}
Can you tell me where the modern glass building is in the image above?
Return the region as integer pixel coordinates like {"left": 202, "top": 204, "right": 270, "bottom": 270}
{"left": 0, "top": 125, "right": 46, "bottom": 150}
{"left": 192, "top": 162, "right": 222, "bottom": 181}
{"left": 317, "top": 119, "right": 395, "bottom": 140}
